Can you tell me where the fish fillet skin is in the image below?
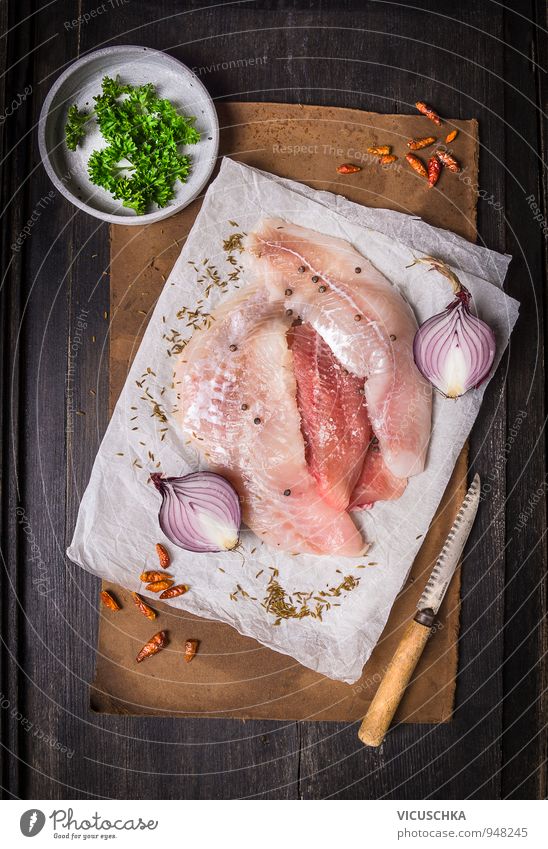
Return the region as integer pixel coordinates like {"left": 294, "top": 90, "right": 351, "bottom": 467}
{"left": 245, "top": 218, "right": 432, "bottom": 478}
{"left": 289, "top": 321, "right": 369, "bottom": 511}
{"left": 177, "top": 286, "right": 367, "bottom": 557}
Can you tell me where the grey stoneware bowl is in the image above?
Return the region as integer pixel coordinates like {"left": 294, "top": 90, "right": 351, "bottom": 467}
{"left": 38, "top": 46, "right": 219, "bottom": 225}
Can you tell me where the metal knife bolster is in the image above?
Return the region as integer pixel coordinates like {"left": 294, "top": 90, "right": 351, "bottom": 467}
{"left": 414, "top": 474, "right": 481, "bottom": 627}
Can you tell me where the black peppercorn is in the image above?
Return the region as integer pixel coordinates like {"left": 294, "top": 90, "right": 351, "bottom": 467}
{"left": 355, "top": 267, "right": 362, "bottom": 274}
{"left": 254, "top": 416, "right": 261, "bottom": 425}
{"left": 286, "top": 309, "right": 293, "bottom": 316}
{"left": 318, "top": 285, "right": 326, "bottom": 293}
{"left": 311, "top": 275, "right": 319, "bottom": 283}
{"left": 241, "top": 403, "right": 248, "bottom": 411}
{"left": 285, "top": 288, "right": 293, "bottom": 296}
{"left": 229, "top": 343, "right": 237, "bottom": 351}
{"left": 283, "top": 489, "right": 291, "bottom": 496}
{"left": 298, "top": 266, "right": 306, "bottom": 273}
{"left": 390, "top": 334, "right": 397, "bottom": 341}
{"left": 354, "top": 314, "right": 362, "bottom": 322}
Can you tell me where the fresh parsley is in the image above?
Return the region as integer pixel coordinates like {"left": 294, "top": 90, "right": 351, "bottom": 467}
{"left": 64, "top": 76, "right": 200, "bottom": 215}
{"left": 65, "top": 104, "right": 90, "bottom": 151}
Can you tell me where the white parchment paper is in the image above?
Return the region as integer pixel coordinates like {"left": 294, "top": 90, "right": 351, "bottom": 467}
{"left": 68, "top": 158, "right": 519, "bottom": 683}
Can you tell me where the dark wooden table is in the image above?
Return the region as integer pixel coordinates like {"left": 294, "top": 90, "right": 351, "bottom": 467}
{"left": 1, "top": 0, "right": 546, "bottom": 800}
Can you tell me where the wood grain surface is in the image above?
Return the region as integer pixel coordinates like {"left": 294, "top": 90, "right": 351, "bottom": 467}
{"left": 0, "top": 0, "right": 546, "bottom": 800}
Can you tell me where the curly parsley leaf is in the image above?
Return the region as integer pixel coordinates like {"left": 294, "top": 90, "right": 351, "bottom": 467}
{"left": 65, "top": 104, "right": 91, "bottom": 151}
{"left": 64, "top": 76, "right": 200, "bottom": 214}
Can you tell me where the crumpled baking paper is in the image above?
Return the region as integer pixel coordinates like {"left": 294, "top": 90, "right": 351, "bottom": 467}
{"left": 68, "top": 158, "right": 519, "bottom": 683}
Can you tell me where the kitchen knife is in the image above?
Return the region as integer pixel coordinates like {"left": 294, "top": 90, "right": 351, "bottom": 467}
{"left": 358, "top": 473, "right": 481, "bottom": 747}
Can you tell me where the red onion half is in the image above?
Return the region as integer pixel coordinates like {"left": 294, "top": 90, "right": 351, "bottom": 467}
{"left": 412, "top": 257, "right": 496, "bottom": 399}
{"left": 151, "top": 472, "right": 241, "bottom": 553}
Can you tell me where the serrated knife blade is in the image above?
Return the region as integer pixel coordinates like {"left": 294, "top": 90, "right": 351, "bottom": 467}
{"left": 417, "top": 473, "right": 481, "bottom": 617}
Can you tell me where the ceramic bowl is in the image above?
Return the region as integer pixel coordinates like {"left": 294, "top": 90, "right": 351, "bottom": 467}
{"left": 38, "top": 46, "right": 219, "bottom": 225}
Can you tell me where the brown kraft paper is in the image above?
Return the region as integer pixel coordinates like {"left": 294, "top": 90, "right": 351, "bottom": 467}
{"left": 91, "top": 102, "right": 478, "bottom": 722}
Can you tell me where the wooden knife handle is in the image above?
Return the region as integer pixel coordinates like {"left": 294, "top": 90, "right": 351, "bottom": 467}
{"left": 358, "top": 618, "right": 432, "bottom": 747}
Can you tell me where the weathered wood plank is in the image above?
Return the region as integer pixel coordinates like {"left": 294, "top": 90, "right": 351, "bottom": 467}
{"left": 500, "top": 0, "right": 547, "bottom": 800}
{"left": 0, "top": 0, "right": 58, "bottom": 801}
{"left": 9, "top": 1, "right": 81, "bottom": 798}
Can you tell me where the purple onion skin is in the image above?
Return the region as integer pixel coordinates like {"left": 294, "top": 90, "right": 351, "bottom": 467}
{"left": 151, "top": 471, "right": 242, "bottom": 553}
{"left": 413, "top": 288, "right": 496, "bottom": 399}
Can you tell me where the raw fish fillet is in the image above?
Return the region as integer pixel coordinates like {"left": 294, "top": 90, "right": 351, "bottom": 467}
{"left": 177, "top": 286, "right": 367, "bottom": 556}
{"left": 245, "top": 218, "right": 432, "bottom": 478}
{"left": 289, "top": 321, "right": 369, "bottom": 511}
{"left": 350, "top": 438, "right": 408, "bottom": 510}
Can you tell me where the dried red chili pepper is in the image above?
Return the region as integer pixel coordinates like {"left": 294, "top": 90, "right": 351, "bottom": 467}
{"left": 405, "top": 153, "right": 428, "bottom": 179}
{"left": 140, "top": 570, "right": 170, "bottom": 583}
{"left": 132, "top": 592, "right": 157, "bottom": 620}
{"left": 427, "top": 155, "right": 441, "bottom": 188}
{"left": 379, "top": 154, "right": 397, "bottom": 164}
{"left": 136, "top": 630, "right": 168, "bottom": 663}
{"left": 445, "top": 129, "right": 458, "bottom": 144}
{"left": 155, "top": 543, "right": 170, "bottom": 569}
{"left": 407, "top": 136, "right": 437, "bottom": 150}
{"left": 336, "top": 163, "right": 361, "bottom": 174}
{"left": 159, "top": 584, "right": 189, "bottom": 599}
{"left": 415, "top": 101, "right": 442, "bottom": 126}
{"left": 146, "top": 579, "right": 174, "bottom": 593}
{"left": 436, "top": 149, "right": 461, "bottom": 173}
{"left": 367, "top": 145, "right": 391, "bottom": 156}
{"left": 100, "top": 590, "right": 121, "bottom": 612}
{"left": 184, "top": 639, "right": 200, "bottom": 663}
